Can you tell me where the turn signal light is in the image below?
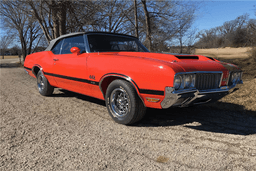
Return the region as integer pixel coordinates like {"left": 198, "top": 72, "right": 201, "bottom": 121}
{"left": 146, "top": 97, "right": 160, "bottom": 103}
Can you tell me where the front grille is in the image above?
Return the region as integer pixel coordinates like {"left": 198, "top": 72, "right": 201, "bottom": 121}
{"left": 195, "top": 73, "right": 222, "bottom": 90}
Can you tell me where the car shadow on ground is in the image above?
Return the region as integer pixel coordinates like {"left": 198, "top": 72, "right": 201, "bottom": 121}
{"left": 53, "top": 89, "right": 256, "bottom": 136}
{"left": 137, "top": 103, "right": 256, "bottom": 135}
{"left": 52, "top": 89, "right": 106, "bottom": 106}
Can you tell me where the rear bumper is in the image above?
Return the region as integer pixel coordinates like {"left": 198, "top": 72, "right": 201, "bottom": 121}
{"left": 161, "top": 81, "right": 242, "bottom": 108}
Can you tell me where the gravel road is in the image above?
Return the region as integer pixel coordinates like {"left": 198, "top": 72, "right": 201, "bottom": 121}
{"left": 1, "top": 65, "right": 256, "bottom": 170}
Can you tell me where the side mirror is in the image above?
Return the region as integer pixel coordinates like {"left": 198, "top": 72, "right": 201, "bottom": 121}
{"left": 70, "top": 47, "right": 81, "bottom": 55}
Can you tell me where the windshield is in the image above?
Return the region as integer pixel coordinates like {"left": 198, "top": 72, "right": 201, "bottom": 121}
{"left": 87, "top": 34, "right": 149, "bottom": 52}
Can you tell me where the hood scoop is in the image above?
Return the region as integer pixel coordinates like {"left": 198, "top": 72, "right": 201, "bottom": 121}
{"left": 175, "top": 55, "right": 199, "bottom": 60}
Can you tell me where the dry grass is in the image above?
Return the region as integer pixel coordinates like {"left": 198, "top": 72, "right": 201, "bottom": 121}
{"left": 206, "top": 79, "right": 256, "bottom": 114}
{"left": 207, "top": 56, "right": 256, "bottom": 114}
{"left": 195, "top": 47, "right": 256, "bottom": 114}
{"left": 249, "top": 47, "right": 256, "bottom": 61}
{"left": 195, "top": 47, "right": 251, "bottom": 59}
{"left": 1, "top": 55, "right": 19, "bottom": 59}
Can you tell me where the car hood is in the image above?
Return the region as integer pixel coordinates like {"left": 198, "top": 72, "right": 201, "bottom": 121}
{"left": 99, "top": 52, "right": 240, "bottom": 72}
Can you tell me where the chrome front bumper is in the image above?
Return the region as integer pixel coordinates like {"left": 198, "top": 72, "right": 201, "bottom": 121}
{"left": 161, "top": 81, "right": 242, "bottom": 109}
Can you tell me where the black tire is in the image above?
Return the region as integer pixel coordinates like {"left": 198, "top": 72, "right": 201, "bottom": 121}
{"left": 36, "top": 70, "right": 54, "bottom": 96}
{"left": 105, "top": 79, "right": 146, "bottom": 125}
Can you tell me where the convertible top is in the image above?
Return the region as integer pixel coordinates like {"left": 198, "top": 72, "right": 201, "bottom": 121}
{"left": 45, "top": 32, "right": 138, "bottom": 51}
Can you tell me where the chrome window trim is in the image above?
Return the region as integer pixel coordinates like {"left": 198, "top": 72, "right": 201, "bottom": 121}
{"left": 83, "top": 34, "right": 90, "bottom": 53}
{"left": 59, "top": 38, "right": 65, "bottom": 55}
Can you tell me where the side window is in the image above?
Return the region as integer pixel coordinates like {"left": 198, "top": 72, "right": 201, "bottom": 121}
{"left": 51, "top": 39, "right": 63, "bottom": 54}
{"left": 61, "top": 35, "right": 85, "bottom": 54}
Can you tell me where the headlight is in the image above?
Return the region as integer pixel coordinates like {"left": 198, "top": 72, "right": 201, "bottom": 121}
{"left": 191, "top": 74, "right": 196, "bottom": 88}
{"left": 174, "top": 74, "right": 195, "bottom": 90}
{"left": 174, "top": 75, "right": 182, "bottom": 89}
{"left": 184, "top": 75, "right": 192, "bottom": 88}
{"left": 231, "top": 72, "right": 238, "bottom": 83}
{"left": 237, "top": 72, "right": 242, "bottom": 82}
{"left": 231, "top": 71, "right": 242, "bottom": 84}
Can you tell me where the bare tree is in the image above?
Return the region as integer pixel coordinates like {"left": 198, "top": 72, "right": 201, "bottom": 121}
{"left": 195, "top": 14, "right": 255, "bottom": 48}
{"left": 92, "top": 0, "right": 134, "bottom": 34}
{"left": 1, "top": 0, "right": 199, "bottom": 55}
{"left": 0, "top": 34, "right": 14, "bottom": 59}
{"left": 26, "top": 0, "right": 69, "bottom": 42}
{"left": 0, "top": 1, "right": 42, "bottom": 60}
{"left": 139, "top": 1, "right": 198, "bottom": 51}
{"left": 176, "top": 15, "right": 195, "bottom": 53}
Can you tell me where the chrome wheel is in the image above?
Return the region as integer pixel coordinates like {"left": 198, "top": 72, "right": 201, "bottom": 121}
{"left": 37, "top": 74, "right": 45, "bottom": 92}
{"left": 36, "top": 70, "right": 54, "bottom": 96}
{"left": 105, "top": 79, "right": 146, "bottom": 125}
{"left": 110, "top": 88, "right": 130, "bottom": 117}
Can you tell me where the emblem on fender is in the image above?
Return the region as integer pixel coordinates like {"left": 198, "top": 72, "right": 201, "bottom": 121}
{"left": 89, "top": 75, "right": 95, "bottom": 80}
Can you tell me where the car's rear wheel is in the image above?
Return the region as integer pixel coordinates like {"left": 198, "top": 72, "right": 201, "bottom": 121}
{"left": 37, "top": 70, "right": 54, "bottom": 96}
{"left": 105, "top": 79, "right": 146, "bottom": 125}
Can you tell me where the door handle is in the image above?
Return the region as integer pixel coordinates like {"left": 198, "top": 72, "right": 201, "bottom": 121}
{"left": 53, "top": 58, "right": 59, "bottom": 61}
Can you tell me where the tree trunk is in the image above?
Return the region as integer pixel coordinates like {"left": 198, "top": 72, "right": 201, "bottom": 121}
{"left": 134, "top": 0, "right": 138, "bottom": 38}
{"left": 58, "top": 1, "right": 67, "bottom": 36}
{"left": 1, "top": 49, "right": 4, "bottom": 59}
{"left": 52, "top": 1, "right": 60, "bottom": 39}
{"left": 141, "top": 0, "right": 151, "bottom": 51}
{"left": 179, "top": 36, "right": 183, "bottom": 54}
{"left": 19, "top": 32, "right": 27, "bottom": 61}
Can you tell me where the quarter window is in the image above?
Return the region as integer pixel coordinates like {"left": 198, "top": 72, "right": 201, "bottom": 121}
{"left": 51, "top": 39, "right": 64, "bottom": 55}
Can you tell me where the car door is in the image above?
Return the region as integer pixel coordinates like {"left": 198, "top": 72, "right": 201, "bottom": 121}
{"left": 50, "top": 35, "right": 90, "bottom": 95}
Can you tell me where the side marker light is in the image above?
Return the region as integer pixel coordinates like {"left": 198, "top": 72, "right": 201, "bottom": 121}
{"left": 146, "top": 97, "right": 160, "bottom": 103}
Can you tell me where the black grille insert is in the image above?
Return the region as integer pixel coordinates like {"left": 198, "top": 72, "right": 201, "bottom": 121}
{"left": 195, "top": 73, "right": 222, "bottom": 90}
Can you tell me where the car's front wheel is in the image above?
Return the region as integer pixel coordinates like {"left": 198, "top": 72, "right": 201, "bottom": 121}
{"left": 36, "top": 70, "right": 54, "bottom": 96}
{"left": 105, "top": 79, "right": 146, "bottom": 125}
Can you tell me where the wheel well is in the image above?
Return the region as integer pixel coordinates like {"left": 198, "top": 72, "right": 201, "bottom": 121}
{"left": 100, "top": 76, "right": 145, "bottom": 107}
{"left": 100, "top": 76, "right": 139, "bottom": 98}
{"left": 100, "top": 76, "right": 119, "bottom": 97}
{"left": 32, "top": 66, "right": 40, "bottom": 77}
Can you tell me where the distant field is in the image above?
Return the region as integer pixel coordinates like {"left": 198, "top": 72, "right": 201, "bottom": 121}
{"left": 195, "top": 47, "right": 252, "bottom": 59}
{"left": 1, "top": 55, "right": 19, "bottom": 59}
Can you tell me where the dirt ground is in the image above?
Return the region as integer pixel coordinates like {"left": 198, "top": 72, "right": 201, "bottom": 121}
{"left": 1, "top": 57, "right": 256, "bottom": 170}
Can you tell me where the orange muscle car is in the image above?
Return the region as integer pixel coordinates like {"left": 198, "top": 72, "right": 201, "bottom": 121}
{"left": 24, "top": 32, "right": 243, "bottom": 125}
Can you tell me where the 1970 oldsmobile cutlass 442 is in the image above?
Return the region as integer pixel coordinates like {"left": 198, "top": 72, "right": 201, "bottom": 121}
{"left": 24, "top": 32, "right": 243, "bottom": 125}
